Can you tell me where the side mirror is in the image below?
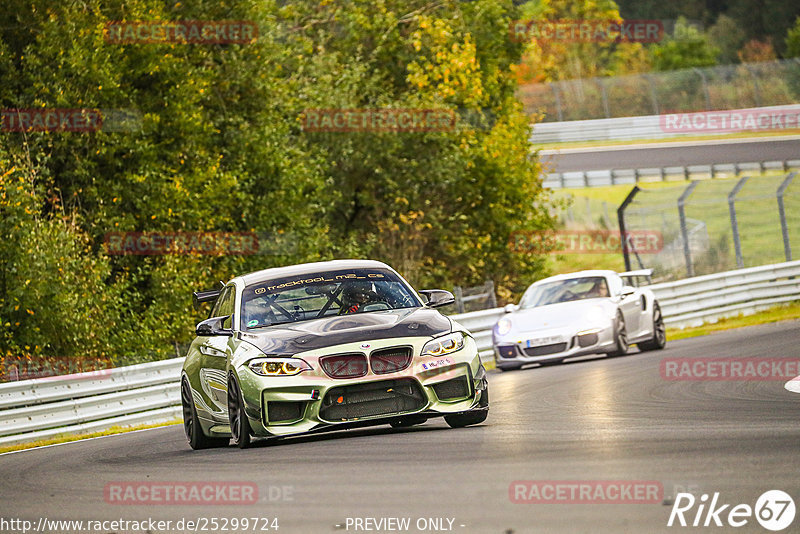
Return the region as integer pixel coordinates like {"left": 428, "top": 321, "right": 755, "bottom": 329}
{"left": 620, "top": 285, "right": 636, "bottom": 298}
{"left": 196, "top": 315, "right": 233, "bottom": 337}
{"left": 419, "top": 289, "right": 455, "bottom": 309}
{"left": 504, "top": 303, "right": 518, "bottom": 313}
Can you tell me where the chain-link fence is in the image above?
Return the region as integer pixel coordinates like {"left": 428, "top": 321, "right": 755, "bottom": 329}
{"left": 618, "top": 173, "right": 799, "bottom": 281}
{"left": 520, "top": 59, "right": 800, "bottom": 122}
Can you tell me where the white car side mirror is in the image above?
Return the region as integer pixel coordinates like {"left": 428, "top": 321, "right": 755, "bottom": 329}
{"left": 620, "top": 285, "right": 636, "bottom": 298}
{"left": 504, "top": 303, "right": 518, "bottom": 313}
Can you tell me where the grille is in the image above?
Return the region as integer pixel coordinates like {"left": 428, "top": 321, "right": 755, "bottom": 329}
{"left": 370, "top": 347, "right": 413, "bottom": 375}
{"left": 497, "top": 345, "right": 517, "bottom": 359}
{"left": 577, "top": 332, "right": 599, "bottom": 347}
{"left": 319, "top": 378, "right": 426, "bottom": 422}
{"left": 320, "top": 353, "right": 368, "bottom": 379}
{"left": 432, "top": 375, "right": 470, "bottom": 401}
{"left": 267, "top": 401, "right": 305, "bottom": 423}
{"left": 523, "top": 343, "right": 567, "bottom": 357}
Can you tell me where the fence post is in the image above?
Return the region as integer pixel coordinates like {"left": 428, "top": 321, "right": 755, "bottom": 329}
{"left": 552, "top": 84, "right": 564, "bottom": 122}
{"left": 617, "top": 186, "right": 641, "bottom": 272}
{"left": 453, "top": 286, "right": 465, "bottom": 314}
{"left": 485, "top": 280, "right": 497, "bottom": 309}
{"left": 728, "top": 176, "right": 749, "bottom": 269}
{"left": 777, "top": 172, "right": 797, "bottom": 262}
{"left": 745, "top": 64, "right": 762, "bottom": 107}
{"left": 600, "top": 79, "right": 610, "bottom": 118}
{"left": 693, "top": 68, "right": 711, "bottom": 110}
{"left": 678, "top": 181, "right": 699, "bottom": 278}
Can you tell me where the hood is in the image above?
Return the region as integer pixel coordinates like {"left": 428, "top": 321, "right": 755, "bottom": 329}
{"left": 508, "top": 299, "right": 614, "bottom": 331}
{"left": 237, "top": 307, "right": 451, "bottom": 354}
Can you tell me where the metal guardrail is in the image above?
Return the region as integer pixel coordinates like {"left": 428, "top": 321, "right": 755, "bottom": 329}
{"left": 531, "top": 105, "right": 800, "bottom": 143}
{"left": 543, "top": 160, "right": 800, "bottom": 189}
{"left": 2, "top": 260, "right": 798, "bottom": 446}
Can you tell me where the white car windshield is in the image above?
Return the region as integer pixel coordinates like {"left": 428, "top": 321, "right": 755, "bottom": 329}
{"left": 519, "top": 277, "right": 610, "bottom": 308}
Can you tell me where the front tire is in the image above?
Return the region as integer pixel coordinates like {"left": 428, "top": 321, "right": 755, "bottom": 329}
{"left": 445, "top": 384, "right": 488, "bottom": 428}
{"left": 227, "top": 374, "right": 252, "bottom": 449}
{"left": 638, "top": 302, "right": 667, "bottom": 351}
{"left": 181, "top": 378, "right": 228, "bottom": 450}
{"left": 608, "top": 310, "right": 629, "bottom": 357}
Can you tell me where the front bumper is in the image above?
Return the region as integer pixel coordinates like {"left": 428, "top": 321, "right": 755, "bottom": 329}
{"left": 235, "top": 335, "right": 486, "bottom": 438}
{"left": 494, "top": 324, "right": 616, "bottom": 368}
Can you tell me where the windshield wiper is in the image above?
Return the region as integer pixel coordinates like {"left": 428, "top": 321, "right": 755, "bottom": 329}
{"left": 247, "top": 320, "right": 297, "bottom": 329}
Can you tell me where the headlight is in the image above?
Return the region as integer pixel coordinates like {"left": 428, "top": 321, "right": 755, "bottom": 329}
{"left": 496, "top": 318, "right": 512, "bottom": 336}
{"left": 247, "top": 357, "right": 312, "bottom": 376}
{"left": 421, "top": 332, "right": 465, "bottom": 357}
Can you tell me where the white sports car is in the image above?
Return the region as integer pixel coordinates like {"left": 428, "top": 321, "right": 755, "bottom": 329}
{"left": 492, "top": 270, "right": 666, "bottom": 371}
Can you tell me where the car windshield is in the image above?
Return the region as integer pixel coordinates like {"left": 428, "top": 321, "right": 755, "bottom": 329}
{"left": 240, "top": 268, "right": 421, "bottom": 329}
{"left": 519, "top": 276, "right": 610, "bottom": 308}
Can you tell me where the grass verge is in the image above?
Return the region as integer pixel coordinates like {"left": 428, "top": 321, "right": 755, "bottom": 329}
{"left": 665, "top": 301, "right": 800, "bottom": 341}
{"left": 0, "top": 419, "right": 181, "bottom": 455}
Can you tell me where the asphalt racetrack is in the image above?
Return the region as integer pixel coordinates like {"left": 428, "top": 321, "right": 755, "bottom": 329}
{"left": 539, "top": 136, "right": 800, "bottom": 174}
{"left": 2, "top": 320, "right": 799, "bottom": 533}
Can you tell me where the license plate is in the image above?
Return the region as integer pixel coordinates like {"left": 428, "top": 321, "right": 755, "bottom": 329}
{"left": 526, "top": 336, "right": 562, "bottom": 348}
{"left": 420, "top": 357, "right": 455, "bottom": 371}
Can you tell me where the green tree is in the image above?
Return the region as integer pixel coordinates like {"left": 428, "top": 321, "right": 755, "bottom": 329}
{"left": 0, "top": 0, "right": 556, "bottom": 365}
{"left": 786, "top": 16, "right": 800, "bottom": 57}
{"left": 648, "top": 17, "right": 719, "bottom": 71}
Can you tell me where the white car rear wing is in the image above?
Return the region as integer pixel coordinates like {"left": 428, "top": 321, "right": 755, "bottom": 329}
{"left": 620, "top": 269, "right": 653, "bottom": 286}
{"left": 619, "top": 269, "right": 653, "bottom": 278}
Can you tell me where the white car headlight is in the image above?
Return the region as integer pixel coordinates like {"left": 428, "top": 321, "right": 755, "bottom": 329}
{"left": 421, "top": 332, "right": 465, "bottom": 357}
{"left": 496, "top": 317, "right": 513, "bottom": 336}
{"left": 247, "top": 357, "right": 312, "bottom": 376}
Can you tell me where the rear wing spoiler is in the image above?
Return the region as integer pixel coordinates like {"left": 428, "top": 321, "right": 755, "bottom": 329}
{"left": 619, "top": 269, "right": 653, "bottom": 285}
{"left": 192, "top": 283, "right": 224, "bottom": 311}
{"left": 619, "top": 269, "right": 653, "bottom": 278}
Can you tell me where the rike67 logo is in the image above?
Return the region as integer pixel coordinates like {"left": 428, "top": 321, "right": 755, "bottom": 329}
{"left": 668, "top": 490, "right": 795, "bottom": 531}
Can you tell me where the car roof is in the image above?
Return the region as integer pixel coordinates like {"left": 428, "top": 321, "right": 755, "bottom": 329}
{"left": 236, "top": 259, "right": 394, "bottom": 286}
{"left": 532, "top": 270, "right": 619, "bottom": 285}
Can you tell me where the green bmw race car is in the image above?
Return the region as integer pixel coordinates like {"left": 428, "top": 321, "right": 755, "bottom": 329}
{"left": 181, "top": 259, "right": 489, "bottom": 449}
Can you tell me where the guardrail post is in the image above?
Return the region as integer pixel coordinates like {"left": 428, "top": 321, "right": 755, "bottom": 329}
{"left": 728, "top": 176, "right": 749, "bottom": 268}
{"left": 678, "top": 181, "right": 699, "bottom": 277}
{"left": 777, "top": 172, "right": 797, "bottom": 261}
{"left": 617, "top": 186, "right": 641, "bottom": 272}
